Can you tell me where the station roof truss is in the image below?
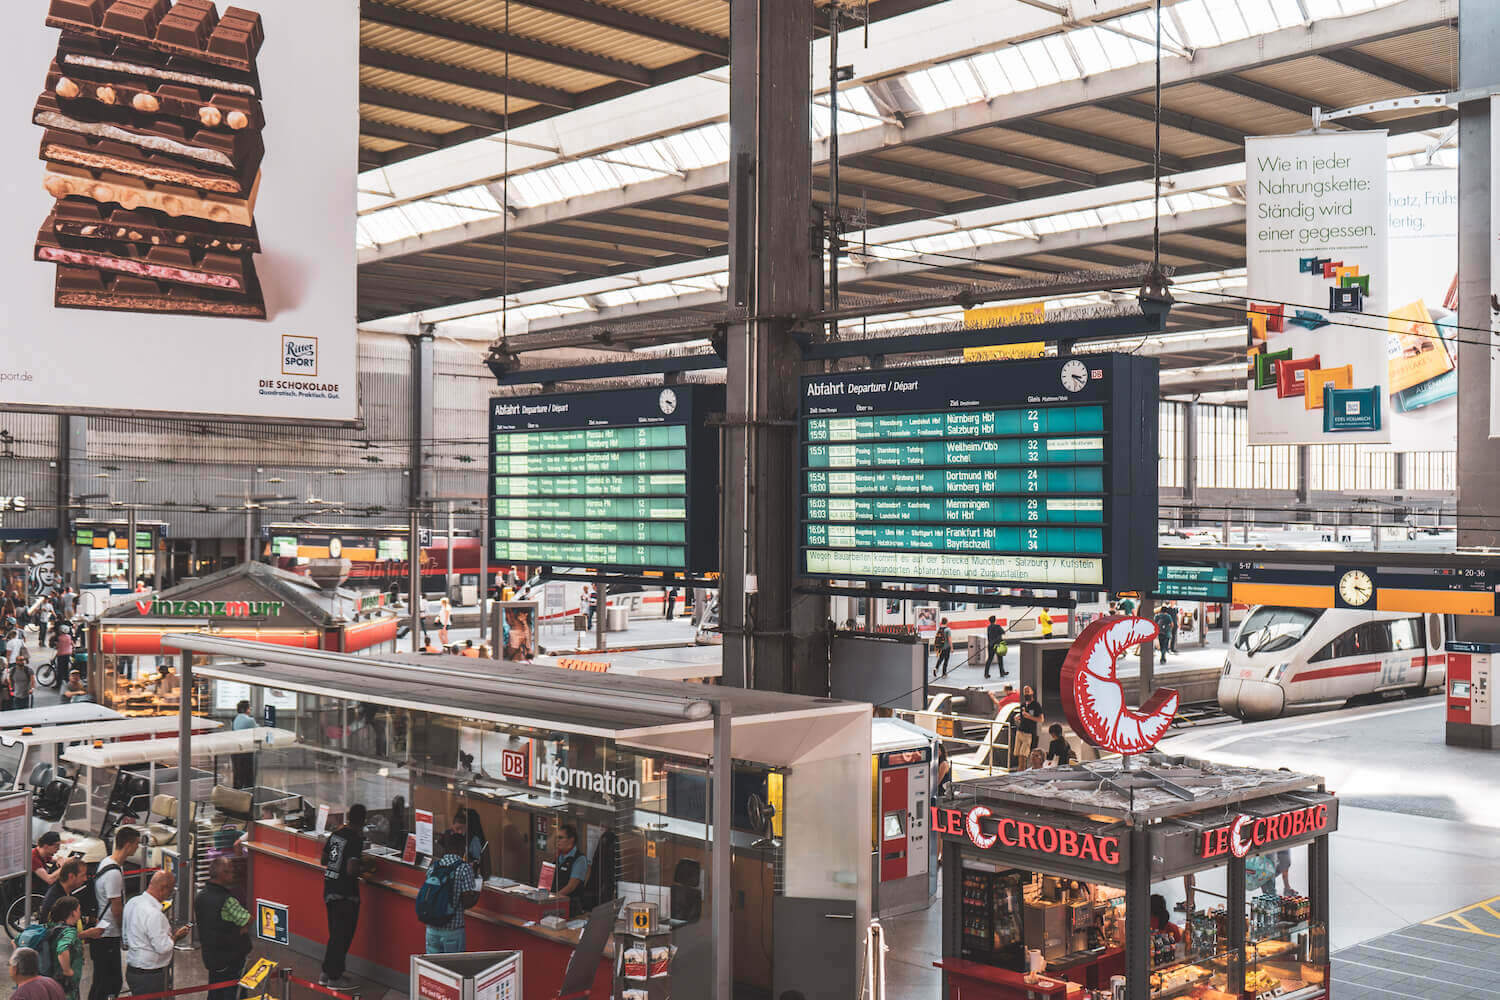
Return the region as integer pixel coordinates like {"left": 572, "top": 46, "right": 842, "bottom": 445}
{"left": 357, "top": 0, "right": 944, "bottom": 169}
{"left": 355, "top": 0, "right": 1457, "bottom": 329}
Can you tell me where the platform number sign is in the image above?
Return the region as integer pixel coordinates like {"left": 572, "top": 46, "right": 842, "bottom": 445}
{"left": 255, "top": 899, "right": 289, "bottom": 945}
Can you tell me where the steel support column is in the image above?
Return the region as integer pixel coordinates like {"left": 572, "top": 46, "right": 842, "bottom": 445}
{"left": 1296, "top": 445, "right": 1311, "bottom": 511}
{"left": 723, "top": 0, "right": 826, "bottom": 694}
{"left": 1458, "top": 0, "right": 1500, "bottom": 548}
{"left": 1182, "top": 400, "right": 1198, "bottom": 521}
{"left": 412, "top": 328, "right": 436, "bottom": 510}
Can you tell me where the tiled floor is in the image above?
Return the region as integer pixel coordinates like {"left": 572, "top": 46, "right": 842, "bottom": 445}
{"left": 1333, "top": 903, "right": 1500, "bottom": 1000}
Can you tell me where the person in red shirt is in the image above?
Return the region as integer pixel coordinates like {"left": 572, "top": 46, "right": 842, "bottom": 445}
{"left": 1149, "top": 893, "right": 1182, "bottom": 942}
{"left": 31, "top": 832, "right": 62, "bottom": 887}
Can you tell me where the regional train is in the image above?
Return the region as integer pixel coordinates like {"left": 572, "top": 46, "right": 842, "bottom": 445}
{"left": 1218, "top": 606, "right": 1448, "bottom": 721}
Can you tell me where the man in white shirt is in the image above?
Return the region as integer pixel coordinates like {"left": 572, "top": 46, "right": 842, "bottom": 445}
{"left": 89, "top": 826, "right": 139, "bottom": 1000}
{"left": 122, "top": 872, "right": 188, "bottom": 997}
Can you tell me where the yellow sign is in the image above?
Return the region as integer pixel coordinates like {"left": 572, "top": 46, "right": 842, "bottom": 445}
{"left": 964, "top": 301, "right": 1045, "bottom": 328}
{"left": 631, "top": 909, "right": 653, "bottom": 933}
{"left": 239, "top": 958, "right": 277, "bottom": 990}
{"left": 645, "top": 841, "right": 657, "bottom": 859}
{"left": 962, "top": 343, "right": 1046, "bottom": 362}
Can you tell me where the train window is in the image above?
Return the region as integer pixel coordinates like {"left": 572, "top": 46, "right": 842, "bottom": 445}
{"left": 1311, "top": 621, "right": 1394, "bottom": 661}
{"left": 1234, "top": 607, "right": 1321, "bottom": 653}
{"left": 1388, "top": 618, "right": 1422, "bottom": 652}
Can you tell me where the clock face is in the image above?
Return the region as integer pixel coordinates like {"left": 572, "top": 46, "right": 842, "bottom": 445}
{"left": 1338, "top": 569, "right": 1373, "bottom": 607}
{"left": 1060, "top": 359, "right": 1089, "bottom": 393}
{"left": 659, "top": 388, "right": 678, "bottom": 415}
{"left": 328, "top": 537, "right": 343, "bottom": 559}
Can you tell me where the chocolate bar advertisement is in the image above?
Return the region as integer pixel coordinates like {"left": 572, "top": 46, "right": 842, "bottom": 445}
{"left": 1385, "top": 166, "right": 1457, "bottom": 451}
{"left": 0, "top": 0, "right": 356, "bottom": 421}
{"left": 1245, "top": 131, "right": 1392, "bottom": 444}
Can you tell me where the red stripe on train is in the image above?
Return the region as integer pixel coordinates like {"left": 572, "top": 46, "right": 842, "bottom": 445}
{"left": 1290, "top": 661, "right": 1382, "bottom": 683}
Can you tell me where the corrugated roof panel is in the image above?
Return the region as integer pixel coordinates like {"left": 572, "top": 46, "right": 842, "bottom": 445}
{"left": 360, "top": 104, "right": 472, "bottom": 135}
{"left": 360, "top": 66, "right": 542, "bottom": 116}
{"left": 362, "top": 25, "right": 615, "bottom": 94}
{"left": 1354, "top": 26, "right": 1457, "bottom": 84}
{"left": 1047, "top": 107, "right": 1237, "bottom": 159}
{"left": 603, "top": 0, "right": 728, "bottom": 36}
{"left": 973, "top": 129, "right": 1143, "bottom": 174}
{"left": 1237, "top": 58, "right": 1409, "bottom": 110}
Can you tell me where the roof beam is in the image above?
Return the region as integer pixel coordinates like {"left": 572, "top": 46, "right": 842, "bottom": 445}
{"left": 472, "top": 233, "right": 665, "bottom": 268}
{"left": 360, "top": 46, "right": 576, "bottom": 110}
{"left": 814, "top": 176, "right": 952, "bottom": 215}
{"left": 360, "top": 85, "right": 510, "bottom": 130}
{"left": 1320, "top": 48, "right": 1446, "bottom": 94}
{"left": 360, "top": 1, "right": 651, "bottom": 85}
{"left": 915, "top": 137, "right": 1099, "bottom": 188}
{"left": 537, "top": 221, "right": 722, "bottom": 256}
{"left": 511, "top": 0, "right": 727, "bottom": 58}
{"left": 585, "top": 212, "right": 724, "bottom": 244}
{"left": 359, "top": 119, "right": 442, "bottom": 150}
{"left": 845, "top": 156, "right": 1020, "bottom": 201}
{"left": 1097, "top": 98, "right": 1245, "bottom": 147}
{"left": 1004, "top": 120, "right": 1189, "bottom": 172}
{"left": 1208, "top": 74, "right": 1379, "bottom": 130}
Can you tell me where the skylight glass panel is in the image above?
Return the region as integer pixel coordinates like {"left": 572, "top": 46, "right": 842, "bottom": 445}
{"left": 1019, "top": 38, "right": 1065, "bottom": 87}
{"left": 1041, "top": 35, "right": 1084, "bottom": 81}
{"left": 1068, "top": 30, "right": 1112, "bottom": 75}
{"left": 901, "top": 69, "right": 951, "bottom": 115}
{"left": 1175, "top": 1, "right": 1223, "bottom": 47}
{"left": 969, "top": 51, "right": 1014, "bottom": 96}
{"left": 996, "top": 47, "right": 1037, "bottom": 92}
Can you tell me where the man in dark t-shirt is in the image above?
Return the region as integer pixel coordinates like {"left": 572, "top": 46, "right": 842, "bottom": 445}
{"left": 320, "top": 805, "right": 371, "bottom": 989}
{"left": 1014, "top": 685, "right": 1044, "bottom": 765}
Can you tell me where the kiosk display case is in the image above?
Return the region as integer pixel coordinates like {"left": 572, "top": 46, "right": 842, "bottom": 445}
{"left": 936, "top": 754, "right": 1336, "bottom": 1000}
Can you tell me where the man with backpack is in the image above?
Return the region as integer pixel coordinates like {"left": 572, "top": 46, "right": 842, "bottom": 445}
{"left": 196, "top": 858, "right": 252, "bottom": 1000}
{"left": 416, "top": 832, "right": 478, "bottom": 954}
{"left": 7, "top": 649, "right": 35, "bottom": 710}
{"left": 38, "top": 860, "right": 93, "bottom": 935}
{"left": 984, "top": 616, "right": 1008, "bottom": 680}
{"left": 87, "top": 827, "right": 137, "bottom": 1000}
{"left": 320, "top": 804, "right": 373, "bottom": 990}
{"left": 933, "top": 618, "right": 952, "bottom": 677}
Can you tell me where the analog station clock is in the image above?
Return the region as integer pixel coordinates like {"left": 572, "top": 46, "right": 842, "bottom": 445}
{"left": 1337, "top": 568, "right": 1374, "bottom": 608}
{"left": 1060, "top": 359, "right": 1089, "bottom": 393}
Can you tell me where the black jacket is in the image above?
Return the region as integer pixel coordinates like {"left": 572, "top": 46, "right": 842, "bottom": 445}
{"left": 196, "top": 882, "right": 251, "bottom": 968}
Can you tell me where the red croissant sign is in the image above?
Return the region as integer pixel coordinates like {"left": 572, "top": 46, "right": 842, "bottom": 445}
{"left": 1060, "top": 616, "right": 1180, "bottom": 754}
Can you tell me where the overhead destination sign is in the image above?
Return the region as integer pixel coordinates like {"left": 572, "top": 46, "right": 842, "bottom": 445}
{"left": 1156, "top": 562, "right": 1232, "bottom": 601}
{"left": 1233, "top": 561, "right": 1497, "bottom": 615}
{"left": 489, "top": 385, "right": 723, "bottom": 576}
{"left": 797, "top": 355, "right": 1159, "bottom": 591}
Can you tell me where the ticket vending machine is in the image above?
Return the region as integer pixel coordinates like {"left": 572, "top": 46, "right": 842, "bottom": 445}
{"left": 1445, "top": 641, "right": 1497, "bottom": 749}
{"left": 872, "top": 718, "right": 936, "bottom": 916}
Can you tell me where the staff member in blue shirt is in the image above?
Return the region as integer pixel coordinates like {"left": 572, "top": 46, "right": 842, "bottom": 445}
{"left": 553, "top": 825, "right": 589, "bottom": 917}
{"left": 231, "top": 699, "right": 257, "bottom": 788}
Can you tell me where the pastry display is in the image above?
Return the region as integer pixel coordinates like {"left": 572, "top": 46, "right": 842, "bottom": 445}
{"left": 35, "top": 0, "right": 266, "bottom": 318}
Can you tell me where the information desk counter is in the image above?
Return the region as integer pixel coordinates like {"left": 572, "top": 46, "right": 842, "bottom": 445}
{"left": 249, "top": 823, "right": 611, "bottom": 1000}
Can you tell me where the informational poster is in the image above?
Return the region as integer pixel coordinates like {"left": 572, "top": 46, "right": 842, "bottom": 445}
{"left": 474, "top": 955, "right": 521, "bottom": 1000}
{"left": 255, "top": 899, "right": 289, "bottom": 945}
{"left": 0, "top": 794, "right": 28, "bottom": 879}
{"left": 1246, "top": 132, "right": 1390, "bottom": 443}
{"left": 1386, "top": 167, "right": 1458, "bottom": 450}
{"left": 414, "top": 808, "right": 434, "bottom": 856}
{"left": 411, "top": 962, "right": 462, "bottom": 1000}
{"left": 314, "top": 803, "right": 330, "bottom": 835}
{"left": 914, "top": 606, "right": 938, "bottom": 641}
{"left": 0, "top": 0, "right": 357, "bottom": 420}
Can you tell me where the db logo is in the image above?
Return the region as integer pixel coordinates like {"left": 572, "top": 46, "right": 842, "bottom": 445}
{"left": 500, "top": 748, "right": 530, "bottom": 784}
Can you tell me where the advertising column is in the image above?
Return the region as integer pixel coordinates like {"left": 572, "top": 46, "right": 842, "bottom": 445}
{"left": 1246, "top": 131, "right": 1390, "bottom": 444}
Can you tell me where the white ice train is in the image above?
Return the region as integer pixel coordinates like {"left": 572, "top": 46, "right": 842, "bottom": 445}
{"left": 1218, "top": 606, "right": 1448, "bottom": 721}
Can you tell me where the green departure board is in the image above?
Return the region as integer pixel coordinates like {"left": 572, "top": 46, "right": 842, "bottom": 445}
{"left": 798, "top": 356, "right": 1158, "bottom": 591}
{"left": 489, "top": 386, "right": 722, "bottom": 575}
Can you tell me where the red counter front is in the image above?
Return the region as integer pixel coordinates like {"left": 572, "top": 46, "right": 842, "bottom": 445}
{"left": 249, "top": 824, "right": 612, "bottom": 1000}
{"left": 936, "top": 957, "right": 1085, "bottom": 999}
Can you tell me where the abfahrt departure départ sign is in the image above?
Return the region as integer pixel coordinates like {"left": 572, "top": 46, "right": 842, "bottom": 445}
{"left": 797, "top": 355, "right": 1158, "bottom": 593}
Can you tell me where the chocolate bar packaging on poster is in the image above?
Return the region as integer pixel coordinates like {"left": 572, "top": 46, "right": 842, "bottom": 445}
{"left": 32, "top": 0, "right": 267, "bottom": 319}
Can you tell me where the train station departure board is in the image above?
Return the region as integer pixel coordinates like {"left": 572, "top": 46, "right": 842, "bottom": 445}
{"left": 489, "top": 385, "right": 723, "bottom": 575}
{"left": 798, "top": 355, "right": 1158, "bottom": 591}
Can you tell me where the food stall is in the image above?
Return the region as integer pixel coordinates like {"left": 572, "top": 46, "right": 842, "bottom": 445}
{"left": 162, "top": 634, "right": 871, "bottom": 1000}
{"left": 89, "top": 561, "right": 399, "bottom": 716}
{"left": 936, "top": 755, "right": 1335, "bottom": 1000}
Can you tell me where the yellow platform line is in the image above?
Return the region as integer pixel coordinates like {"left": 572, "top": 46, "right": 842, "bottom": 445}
{"left": 1422, "top": 896, "right": 1500, "bottom": 939}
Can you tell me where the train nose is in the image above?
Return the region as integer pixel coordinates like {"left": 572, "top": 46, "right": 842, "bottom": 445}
{"left": 1218, "top": 676, "right": 1285, "bottom": 721}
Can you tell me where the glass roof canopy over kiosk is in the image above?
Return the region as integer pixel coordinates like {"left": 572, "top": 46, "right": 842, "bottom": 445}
{"left": 162, "top": 634, "right": 871, "bottom": 1000}
{"left": 937, "top": 755, "right": 1336, "bottom": 1000}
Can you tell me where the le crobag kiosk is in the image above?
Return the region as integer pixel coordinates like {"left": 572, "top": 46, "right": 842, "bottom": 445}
{"left": 872, "top": 717, "right": 937, "bottom": 917}
{"left": 934, "top": 616, "right": 1337, "bottom": 1000}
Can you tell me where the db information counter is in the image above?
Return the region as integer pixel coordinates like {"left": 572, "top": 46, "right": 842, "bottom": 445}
{"left": 165, "top": 634, "right": 871, "bottom": 1000}
{"left": 937, "top": 755, "right": 1336, "bottom": 1000}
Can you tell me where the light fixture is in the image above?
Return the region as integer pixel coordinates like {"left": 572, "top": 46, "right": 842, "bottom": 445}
{"left": 331, "top": 468, "right": 348, "bottom": 476}
{"left": 94, "top": 472, "right": 109, "bottom": 478}
{"left": 266, "top": 477, "right": 284, "bottom": 484}
{"left": 133, "top": 477, "right": 149, "bottom": 484}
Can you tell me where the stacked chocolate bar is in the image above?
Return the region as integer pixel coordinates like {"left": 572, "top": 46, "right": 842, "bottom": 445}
{"left": 34, "top": 0, "right": 266, "bottom": 318}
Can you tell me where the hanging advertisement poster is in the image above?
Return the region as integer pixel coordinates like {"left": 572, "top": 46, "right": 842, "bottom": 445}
{"left": 0, "top": 0, "right": 357, "bottom": 421}
{"left": 1386, "top": 167, "right": 1457, "bottom": 451}
{"left": 1492, "top": 98, "right": 1500, "bottom": 439}
{"left": 1246, "top": 131, "right": 1390, "bottom": 444}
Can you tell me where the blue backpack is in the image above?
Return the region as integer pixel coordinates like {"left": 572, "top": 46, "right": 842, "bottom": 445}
{"left": 16, "top": 923, "right": 65, "bottom": 978}
{"left": 415, "top": 858, "right": 462, "bottom": 926}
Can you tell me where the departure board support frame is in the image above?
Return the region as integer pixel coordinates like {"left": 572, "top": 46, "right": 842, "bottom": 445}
{"left": 796, "top": 354, "right": 1159, "bottom": 594}
{"left": 488, "top": 385, "right": 724, "bottom": 577}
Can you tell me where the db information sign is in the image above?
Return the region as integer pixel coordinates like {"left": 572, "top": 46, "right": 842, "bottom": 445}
{"left": 255, "top": 900, "right": 289, "bottom": 945}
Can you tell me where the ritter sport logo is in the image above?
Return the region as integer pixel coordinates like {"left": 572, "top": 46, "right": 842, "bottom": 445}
{"left": 281, "top": 335, "right": 319, "bottom": 376}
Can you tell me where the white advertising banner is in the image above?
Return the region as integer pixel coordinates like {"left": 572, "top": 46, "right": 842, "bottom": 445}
{"left": 1246, "top": 132, "right": 1390, "bottom": 444}
{"left": 0, "top": 0, "right": 357, "bottom": 421}
{"left": 1386, "top": 167, "right": 1457, "bottom": 451}
{"left": 1492, "top": 98, "right": 1500, "bottom": 439}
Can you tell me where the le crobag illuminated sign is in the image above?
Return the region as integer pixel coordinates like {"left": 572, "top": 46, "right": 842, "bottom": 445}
{"left": 1199, "top": 803, "right": 1331, "bottom": 859}
{"left": 932, "top": 805, "right": 1123, "bottom": 866}
{"left": 1061, "top": 616, "right": 1180, "bottom": 754}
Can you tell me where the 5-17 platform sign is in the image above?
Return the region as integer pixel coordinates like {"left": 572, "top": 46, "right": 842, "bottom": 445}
{"left": 797, "top": 355, "right": 1158, "bottom": 593}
